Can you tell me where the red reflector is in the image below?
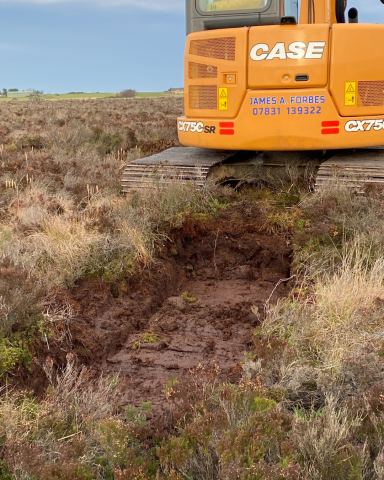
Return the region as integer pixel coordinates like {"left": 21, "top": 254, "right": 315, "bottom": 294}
{"left": 219, "top": 122, "right": 234, "bottom": 128}
{"left": 220, "top": 129, "right": 235, "bottom": 135}
{"left": 322, "top": 121, "right": 340, "bottom": 127}
{"left": 322, "top": 128, "right": 340, "bottom": 135}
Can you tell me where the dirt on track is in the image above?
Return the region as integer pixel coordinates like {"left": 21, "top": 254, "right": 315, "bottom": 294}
{"left": 47, "top": 209, "right": 291, "bottom": 411}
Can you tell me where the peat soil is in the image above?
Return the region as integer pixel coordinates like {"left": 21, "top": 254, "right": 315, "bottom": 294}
{"left": 45, "top": 208, "right": 291, "bottom": 411}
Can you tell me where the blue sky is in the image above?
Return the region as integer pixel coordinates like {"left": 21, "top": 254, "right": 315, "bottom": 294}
{"left": 0, "top": 0, "right": 382, "bottom": 94}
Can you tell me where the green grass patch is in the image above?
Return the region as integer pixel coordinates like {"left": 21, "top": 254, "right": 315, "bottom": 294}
{"left": 181, "top": 292, "right": 199, "bottom": 303}
{"left": 136, "top": 92, "right": 184, "bottom": 98}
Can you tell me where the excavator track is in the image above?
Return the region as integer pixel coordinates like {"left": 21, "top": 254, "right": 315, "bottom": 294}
{"left": 316, "top": 148, "right": 384, "bottom": 189}
{"left": 122, "top": 147, "right": 237, "bottom": 192}
{"left": 122, "top": 147, "right": 384, "bottom": 193}
{"left": 121, "top": 148, "right": 314, "bottom": 192}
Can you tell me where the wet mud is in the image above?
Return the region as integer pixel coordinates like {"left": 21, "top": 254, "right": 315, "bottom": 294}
{"left": 46, "top": 213, "right": 291, "bottom": 410}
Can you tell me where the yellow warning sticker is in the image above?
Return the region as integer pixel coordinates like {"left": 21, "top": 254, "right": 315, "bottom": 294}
{"left": 345, "top": 82, "right": 356, "bottom": 93}
{"left": 219, "top": 88, "right": 228, "bottom": 110}
{"left": 219, "top": 99, "right": 228, "bottom": 110}
{"left": 219, "top": 88, "right": 228, "bottom": 98}
{"left": 345, "top": 82, "right": 356, "bottom": 106}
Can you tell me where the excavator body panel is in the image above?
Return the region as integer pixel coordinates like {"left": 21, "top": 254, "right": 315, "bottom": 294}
{"left": 330, "top": 23, "right": 384, "bottom": 117}
{"left": 248, "top": 24, "right": 329, "bottom": 89}
{"left": 179, "top": 0, "right": 384, "bottom": 152}
{"left": 179, "top": 88, "right": 384, "bottom": 151}
{"left": 184, "top": 27, "right": 249, "bottom": 119}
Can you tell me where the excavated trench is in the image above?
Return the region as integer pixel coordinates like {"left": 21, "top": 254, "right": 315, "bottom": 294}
{"left": 45, "top": 212, "right": 292, "bottom": 411}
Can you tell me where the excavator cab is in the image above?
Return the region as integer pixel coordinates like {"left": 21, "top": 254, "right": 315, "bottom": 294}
{"left": 187, "top": 0, "right": 292, "bottom": 34}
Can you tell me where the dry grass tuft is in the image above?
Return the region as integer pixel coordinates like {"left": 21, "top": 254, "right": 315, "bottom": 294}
{"left": 0, "top": 356, "right": 122, "bottom": 480}
{"left": 292, "top": 395, "right": 367, "bottom": 479}
{"left": 264, "top": 240, "right": 384, "bottom": 369}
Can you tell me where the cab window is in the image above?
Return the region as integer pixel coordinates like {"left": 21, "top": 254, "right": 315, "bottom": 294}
{"left": 199, "top": 0, "right": 268, "bottom": 13}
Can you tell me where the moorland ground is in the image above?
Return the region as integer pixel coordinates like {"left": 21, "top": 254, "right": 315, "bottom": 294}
{"left": 1, "top": 97, "right": 384, "bottom": 479}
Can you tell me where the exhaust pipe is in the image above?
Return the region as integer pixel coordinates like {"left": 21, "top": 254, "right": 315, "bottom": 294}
{"left": 348, "top": 7, "right": 358, "bottom": 23}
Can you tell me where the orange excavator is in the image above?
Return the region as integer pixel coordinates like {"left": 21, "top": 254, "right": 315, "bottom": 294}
{"left": 122, "top": 0, "right": 384, "bottom": 191}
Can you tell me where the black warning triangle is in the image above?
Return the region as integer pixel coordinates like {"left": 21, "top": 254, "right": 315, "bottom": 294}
{"left": 346, "top": 84, "right": 355, "bottom": 93}
{"left": 220, "top": 89, "right": 227, "bottom": 98}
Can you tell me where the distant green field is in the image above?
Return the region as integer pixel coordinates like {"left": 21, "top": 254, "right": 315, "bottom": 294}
{"left": 46, "top": 92, "right": 117, "bottom": 99}
{"left": 0, "top": 91, "right": 183, "bottom": 102}
{"left": 137, "top": 92, "right": 184, "bottom": 98}
{"left": 0, "top": 96, "right": 29, "bottom": 101}
{"left": 0, "top": 92, "right": 116, "bottom": 101}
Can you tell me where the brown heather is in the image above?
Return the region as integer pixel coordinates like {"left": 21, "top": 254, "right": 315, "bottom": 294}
{"left": 0, "top": 97, "right": 185, "bottom": 289}
{"left": 1, "top": 97, "right": 384, "bottom": 479}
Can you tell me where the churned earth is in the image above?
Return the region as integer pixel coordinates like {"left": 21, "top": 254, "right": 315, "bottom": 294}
{"left": 47, "top": 207, "right": 291, "bottom": 412}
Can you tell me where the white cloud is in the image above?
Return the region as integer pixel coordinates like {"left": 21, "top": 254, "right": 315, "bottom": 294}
{"left": 0, "top": 0, "right": 183, "bottom": 10}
